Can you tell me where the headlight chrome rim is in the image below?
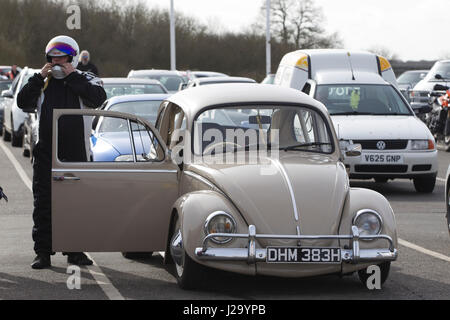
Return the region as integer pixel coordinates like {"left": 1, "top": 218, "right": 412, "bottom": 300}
{"left": 352, "top": 209, "right": 383, "bottom": 239}
{"left": 204, "top": 211, "right": 237, "bottom": 244}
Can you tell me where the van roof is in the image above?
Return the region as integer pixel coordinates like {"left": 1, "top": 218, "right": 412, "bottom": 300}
{"left": 279, "top": 49, "right": 394, "bottom": 86}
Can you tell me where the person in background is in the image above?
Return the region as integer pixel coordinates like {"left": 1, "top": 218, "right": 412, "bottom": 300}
{"left": 7, "top": 64, "right": 19, "bottom": 80}
{"left": 77, "top": 50, "right": 99, "bottom": 76}
{"left": 17, "top": 35, "right": 106, "bottom": 269}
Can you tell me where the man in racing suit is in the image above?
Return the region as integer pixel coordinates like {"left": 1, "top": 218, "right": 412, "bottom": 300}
{"left": 17, "top": 35, "right": 106, "bottom": 269}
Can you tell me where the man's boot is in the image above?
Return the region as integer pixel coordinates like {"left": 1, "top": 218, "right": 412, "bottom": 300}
{"left": 31, "top": 253, "right": 51, "bottom": 269}
{"left": 66, "top": 252, "right": 93, "bottom": 266}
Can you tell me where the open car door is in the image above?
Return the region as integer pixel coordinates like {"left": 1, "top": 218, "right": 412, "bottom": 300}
{"left": 51, "top": 109, "right": 179, "bottom": 252}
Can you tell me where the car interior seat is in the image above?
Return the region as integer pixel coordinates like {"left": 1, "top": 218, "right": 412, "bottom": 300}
{"left": 357, "top": 98, "right": 389, "bottom": 114}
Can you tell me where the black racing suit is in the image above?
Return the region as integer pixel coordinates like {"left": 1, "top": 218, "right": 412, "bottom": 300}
{"left": 77, "top": 62, "right": 99, "bottom": 76}
{"left": 17, "top": 71, "right": 106, "bottom": 255}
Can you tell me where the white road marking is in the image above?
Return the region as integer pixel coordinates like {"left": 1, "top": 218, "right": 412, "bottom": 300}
{"left": 0, "top": 139, "right": 124, "bottom": 300}
{"left": 398, "top": 238, "right": 450, "bottom": 263}
{"left": 0, "top": 139, "right": 32, "bottom": 192}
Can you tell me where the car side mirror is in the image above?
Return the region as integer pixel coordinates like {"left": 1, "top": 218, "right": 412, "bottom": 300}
{"left": 345, "top": 144, "right": 362, "bottom": 157}
{"left": 435, "top": 74, "right": 443, "bottom": 80}
{"left": 178, "top": 83, "right": 187, "bottom": 91}
{"left": 1, "top": 89, "right": 13, "bottom": 98}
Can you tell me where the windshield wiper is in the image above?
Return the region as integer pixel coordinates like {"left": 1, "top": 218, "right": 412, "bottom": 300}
{"left": 280, "top": 142, "right": 332, "bottom": 151}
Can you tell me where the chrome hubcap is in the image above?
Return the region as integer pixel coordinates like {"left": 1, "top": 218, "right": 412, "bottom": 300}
{"left": 170, "top": 221, "right": 184, "bottom": 276}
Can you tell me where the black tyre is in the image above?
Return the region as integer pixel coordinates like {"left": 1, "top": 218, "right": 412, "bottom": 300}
{"left": 170, "top": 214, "right": 207, "bottom": 290}
{"left": 374, "top": 177, "right": 388, "bottom": 183}
{"left": 23, "top": 147, "right": 30, "bottom": 157}
{"left": 413, "top": 175, "right": 436, "bottom": 193}
{"left": 2, "top": 125, "right": 11, "bottom": 141}
{"left": 358, "top": 261, "right": 391, "bottom": 287}
{"left": 121, "top": 252, "right": 153, "bottom": 259}
{"left": 11, "top": 131, "right": 22, "bottom": 147}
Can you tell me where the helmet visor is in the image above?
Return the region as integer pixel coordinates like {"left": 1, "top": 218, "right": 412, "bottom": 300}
{"left": 46, "top": 42, "right": 77, "bottom": 57}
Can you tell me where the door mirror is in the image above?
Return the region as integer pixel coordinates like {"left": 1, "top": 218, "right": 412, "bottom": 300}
{"left": 435, "top": 74, "right": 443, "bottom": 80}
{"left": 1, "top": 89, "right": 13, "bottom": 98}
{"left": 433, "top": 84, "right": 448, "bottom": 91}
{"left": 345, "top": 144, "right": 362, "bottom": 157}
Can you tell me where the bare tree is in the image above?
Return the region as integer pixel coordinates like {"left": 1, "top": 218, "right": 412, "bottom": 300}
{"left": 254, "top": 0, "right": 341, "bottom": 49}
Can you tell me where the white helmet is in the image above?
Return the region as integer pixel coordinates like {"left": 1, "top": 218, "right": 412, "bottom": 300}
{"left": 45, "top": 35, "right": 79, "bottom": 79}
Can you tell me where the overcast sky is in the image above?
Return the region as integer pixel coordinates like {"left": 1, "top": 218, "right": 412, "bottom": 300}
{"left": 143, "top": 0, "right": 450, "bottom": 62}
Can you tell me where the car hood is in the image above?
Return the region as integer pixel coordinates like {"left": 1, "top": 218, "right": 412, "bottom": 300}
{"left": 413, "top": 79, "right": 450, "bottom": 91}
{"left": 188, "top": 152, "right": 348, "bottom": 246}
{"left": 331, "top": 115, "right": 432, "bottom": 140}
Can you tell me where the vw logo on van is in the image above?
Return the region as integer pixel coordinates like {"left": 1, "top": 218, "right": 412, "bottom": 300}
{"left": 376, "top": 141, "right": 386, "bottom": 150}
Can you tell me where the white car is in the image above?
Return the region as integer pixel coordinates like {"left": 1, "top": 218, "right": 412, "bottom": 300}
{"left": 275, "top": 49, "right": 438, "bottom": 193}
{"left": 1, "top": 67, "right": 39, "bottom": 147}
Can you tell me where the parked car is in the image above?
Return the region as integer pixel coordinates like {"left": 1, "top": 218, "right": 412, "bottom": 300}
{"left": 102, "top": 77, "right": 168, "bottom": 99}
{"left": 275, "top": 49, "right": 438, "bottom": 193}
{"left": 22, "top": 112, "right": 38, "bottom": 160}
{"left": 1, "top": 67, "right": 39, "bottom": 147}
{"left": 0, "top": 79, "right": 12, "bottom": 135}
{"left": 397, "top": 70, "right": 428, "bottom": 101}
{"left": 261, "top": 73, "right": 275, "bottom": 84}
{"left": 410, "top": 61, "right": 450, "bottom": 107}
{"left": 183, "top": 76, "right": 256, "bottom": 90}
{"left": 445, "top": 165, "right": 450, "bottom": 235}
{"left": 51, "top": 83, "right": 398, "bottom": 289}
{"left": 190, "top": 71, "right": 229, "bottom": 78}
{"left": 0, "top": 65, "right": 22, "bottom": 79}
{"left": 91, "top": 94, "right": 170, "bottom": 161}
{"left": 127, "top": 69, "right": 188, "bottom": 93}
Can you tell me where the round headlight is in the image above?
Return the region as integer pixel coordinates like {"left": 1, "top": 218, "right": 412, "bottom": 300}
{"left": 353, "top": 209, "right": 382, "bottom": 238}
{"left": 204, "top": 211, "right": 236, "bottom": 244}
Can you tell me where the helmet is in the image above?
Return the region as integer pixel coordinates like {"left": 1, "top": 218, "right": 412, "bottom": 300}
{"left": 45, "top": 35, "right": 79, "bottom": 79}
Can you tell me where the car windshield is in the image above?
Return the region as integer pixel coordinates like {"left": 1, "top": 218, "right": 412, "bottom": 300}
{"left": 104, "top": 83, "right": 166, "bottom": 98}
{"left": 194, "top": 105, "right": 334, "bottom": 155}
{"left": 135, "top": 75, "right": 185, "bottom": 91}
{"left": 98, "top": 100, "right": 162, "bottom": 132}
{"left": 397, "top": 71, "right": 427, "bottom": 85}
{"left": 314, "top": 84, "right": 412, "bottom": 116}
{"left": 429, "top": 62, "right": 450, "bottom": 80}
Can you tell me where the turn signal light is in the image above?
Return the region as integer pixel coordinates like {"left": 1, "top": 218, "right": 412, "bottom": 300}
{"left": 428, "top": 140, "right": 435, "bottom": 150}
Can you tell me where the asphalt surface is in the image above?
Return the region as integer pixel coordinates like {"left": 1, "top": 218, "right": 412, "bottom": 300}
{"left": 0, "top": 138, "right": 449, "bottom": 301}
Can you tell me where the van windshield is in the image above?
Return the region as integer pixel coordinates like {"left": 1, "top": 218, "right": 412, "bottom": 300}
{"left": 314, "top": 84, "right": 412, "bottom": 116}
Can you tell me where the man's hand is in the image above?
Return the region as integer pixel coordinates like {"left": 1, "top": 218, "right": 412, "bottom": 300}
{"left": 61, "top": 63, "right": 75, "bottom": 76}
{"left": 40, "top": 63, "right": 53, "bottom": 78}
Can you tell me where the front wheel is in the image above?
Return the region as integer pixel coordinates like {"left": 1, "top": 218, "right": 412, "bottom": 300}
{"left": 358, "top": 262, "right": 391, "bottom": 287}
{"left": 446, "top": 187, "right": 450, "bottom": 236}
{"left": 413, "top": 175, "right": 436, "bottom": 193}
{"left": 170, "top": 215, "right": 207, "bottom": 290}
{"left": 2, "top": 125, "right": 11, "bottom": 141}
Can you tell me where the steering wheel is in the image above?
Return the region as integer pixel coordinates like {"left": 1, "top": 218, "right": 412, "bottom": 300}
{"left": 202, "top": 141, "right": 242, "bottom": 155}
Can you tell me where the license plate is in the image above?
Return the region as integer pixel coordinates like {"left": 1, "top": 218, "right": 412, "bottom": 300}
{"left": 362, "top": 153, "right": 403, "bottom": 164}
{"left": 266, "top": 247, "right": 341, "bottom": 263}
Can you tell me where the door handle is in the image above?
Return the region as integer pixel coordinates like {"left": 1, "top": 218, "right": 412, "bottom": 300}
{"left": 53, "top": 176, "right": 80, "bottom": 181}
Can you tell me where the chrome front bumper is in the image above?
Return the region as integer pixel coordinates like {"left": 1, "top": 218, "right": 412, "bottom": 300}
{"left": 194, "top": 225, "right": 397, "bottom": 264}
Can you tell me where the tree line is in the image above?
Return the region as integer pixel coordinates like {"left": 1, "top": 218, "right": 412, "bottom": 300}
{"left": 0, "top": 0, "right": 341, "bottom": 81}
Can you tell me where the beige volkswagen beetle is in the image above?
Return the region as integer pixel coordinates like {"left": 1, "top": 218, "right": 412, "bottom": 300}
{"left": 51, "top": 84, "right": 398, "bottom": 289}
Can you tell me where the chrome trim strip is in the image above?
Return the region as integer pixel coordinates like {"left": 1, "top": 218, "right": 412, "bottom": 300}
{"left": 269, "top": 159, "right": 299, "bottom": 221}
{"left": 52, "top": 169, "right": 177, "bottom": 173}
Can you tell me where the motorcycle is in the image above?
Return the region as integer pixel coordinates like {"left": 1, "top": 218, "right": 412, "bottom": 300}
{"left": 426, "top": 84, "right": 450, "bottom": 151}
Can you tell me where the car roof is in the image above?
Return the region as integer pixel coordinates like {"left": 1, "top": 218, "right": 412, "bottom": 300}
{"left": 106, "top": 93, "right": 171, "bottom": 106}
{"left": 101, "top": 77, "right": 162, "bottom": 85}
{"left": 167, "top": 83, "right": 328, "bottom": 118}
{"left": 191, "top": 71, "right": 228, "bottom": 77}
{"left": 128, "top": 69, "right": 184, "bottom": 76}
{"left": 194, "top": 76, "right": 256, "bottom": 84}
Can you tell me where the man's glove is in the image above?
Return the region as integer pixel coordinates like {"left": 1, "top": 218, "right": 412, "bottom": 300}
{"left": 0, "top": 187, "right": 8, "bottom": 202}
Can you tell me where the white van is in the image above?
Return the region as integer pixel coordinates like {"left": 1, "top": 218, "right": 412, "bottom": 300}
{"left": 274, "top": 49, "right": 438, "bottom": 193}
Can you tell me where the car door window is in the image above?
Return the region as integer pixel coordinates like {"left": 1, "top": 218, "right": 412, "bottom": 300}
{"left": 57, "top": 114, "right": 163, "bottom": 162}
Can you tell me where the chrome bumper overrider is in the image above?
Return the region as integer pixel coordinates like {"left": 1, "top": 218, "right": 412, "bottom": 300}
{"left": 194, "top": 225, "right": 397, "bottom": 264}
